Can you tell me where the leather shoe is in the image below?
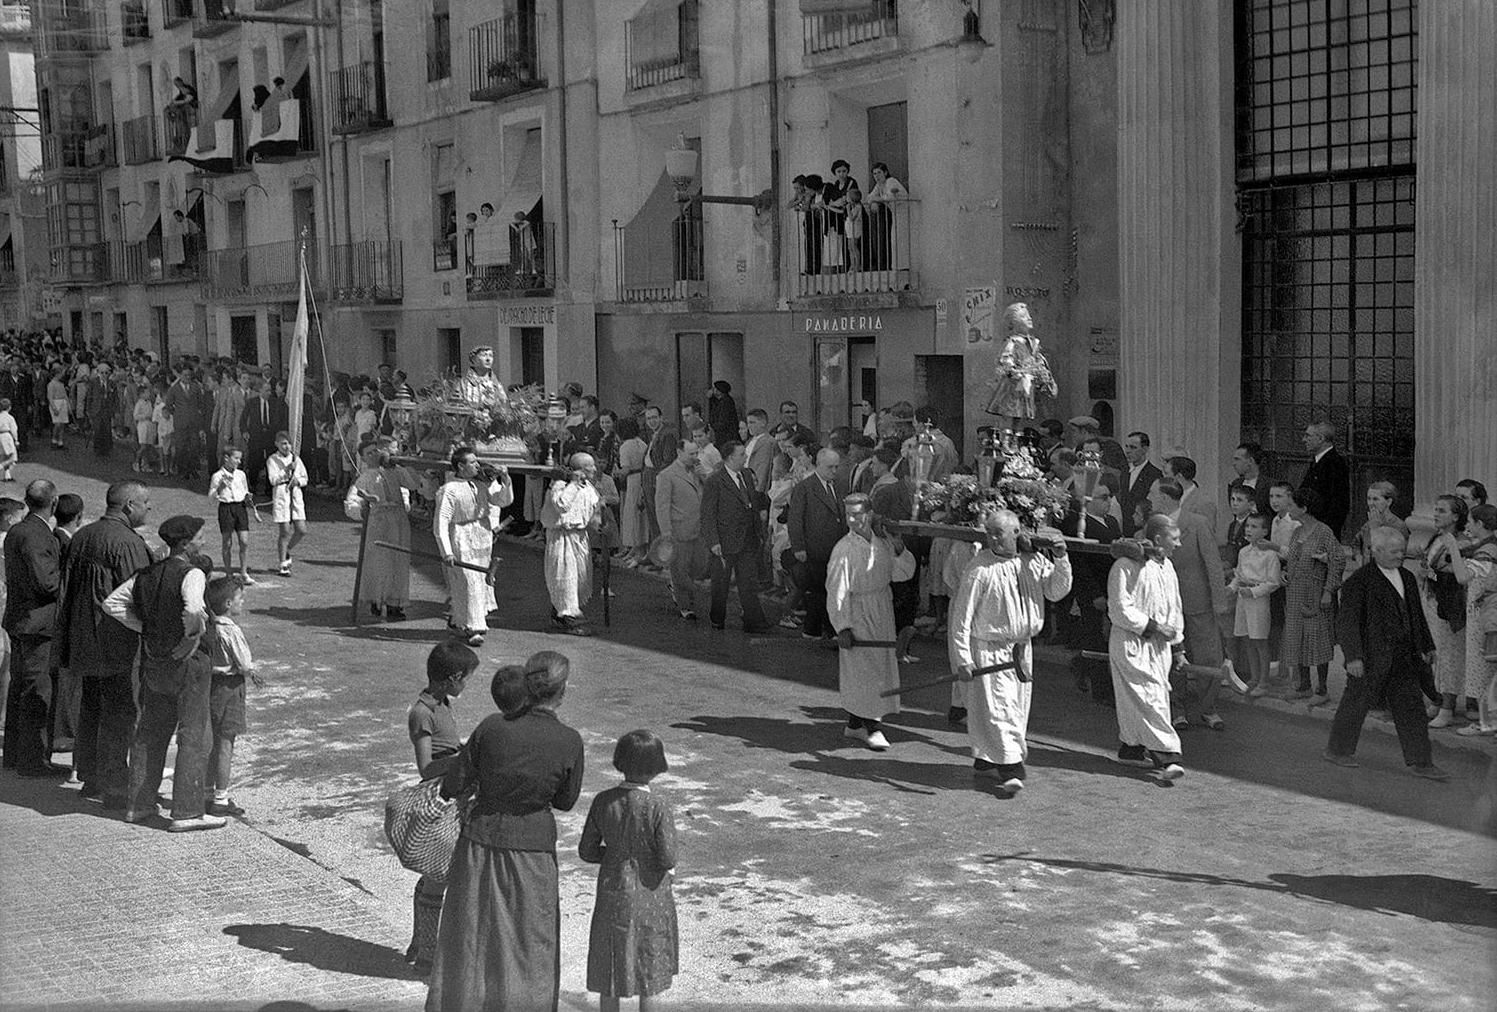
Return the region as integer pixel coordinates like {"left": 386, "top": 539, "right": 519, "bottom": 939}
{"left": 1321, "top": 750, "right": 1359, "bottom": 768}
{"left": 207, "top": 799, "right": 246, "bottom": 817}
{"left": 167, "top": 814, "right": 228, "bottom": 832}
{"left": 1410, "top": 764, "right": 1451, "bottom": 781}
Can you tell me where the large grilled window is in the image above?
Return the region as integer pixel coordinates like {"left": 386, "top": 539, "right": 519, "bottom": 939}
{"left": 1235, "top": 0, "right": 1417, "bottom": 524}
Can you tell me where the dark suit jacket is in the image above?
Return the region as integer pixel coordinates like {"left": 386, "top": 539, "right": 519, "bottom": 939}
{"left": 787, "top": 474, "right": 847, "bottom": 562}
{"left": 4, "top": 513, "right": 61, "bottom": 637}
{"left": 241, "top": 394, "right": 287, "bottom": 449}
{"left": 701, "top": 467, "right": 767, "bottom": 555}
{"left": 1173, "top": 510, "right": 1228, "bottom": 616}
{"left": 1301, "top": 448, "right": 1351, "bottom": 538}
{"left": 644, "top": 425, "right": 678, "bottom": 473}
{"left": 1337, "top": 563, "right": 1433, "bottom": 697}
{"left": 55, "top": 515, "right": 154, "bottom": 670}
{"left": 1119, "top": 461, "right": 1163, "bottom": 536}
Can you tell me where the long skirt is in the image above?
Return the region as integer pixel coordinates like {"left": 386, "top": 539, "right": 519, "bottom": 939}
{"left": 1466, "top": 596, "right": 1497, "bottom": 702}
{"left": 545, "top": 529, "right": 592, "bottom": 618}
{"left": 1109, "top": 628, "right": 1181, "bottom": 754}
{"left": 446, "top": 521, "right": 495, "bottom": 632}
{"left": 359, "top": 505, "right": 411, "bottom": 608}
{"left": 1423, "top": 593, "right": 1466, "bottom": 696}
{"left": 965, "top": 636, "right": 1032, "bottom": 765}
{"left": 426, "top": 840, "right": 560, "bottom": 1012}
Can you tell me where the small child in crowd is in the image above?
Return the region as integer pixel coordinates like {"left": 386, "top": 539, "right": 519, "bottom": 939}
{"left": 209, "top": 447, "right": 255, "bottom": 585}
{"left": 354, "top": 390, "right": 379, "bottom": 445}
{"left": 1229, "top": 513, "right": 1283, "bottom": 697}
{"left": 490, "top": 663, "right": 531, "bottom": 717}
{"left": 0, "top": 398, "right": 18, "bottom": 481}
{"left": 133, "top": 387, "right": 157, "bottom": 473}
{"left": 153, "top": 392, "right": 174, "bottom": 475}
{"left": 580, "top": 729, "right": 679, "bottom": 1012}
{"left": 203, "top": 576, "right": 262, "bottom": 817}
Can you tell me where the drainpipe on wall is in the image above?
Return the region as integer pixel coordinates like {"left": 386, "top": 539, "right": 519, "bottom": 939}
{"left": 554, "top": 0, "right": 570, "bottom": 302}
{"left": 312, "top": 0, "right": 337, "bottom": 258}
{"left": 334, "top": 0, "right": 351, "bottom": 251}
{"left": 767, "top": 0, "right": 781, "bottom": 305}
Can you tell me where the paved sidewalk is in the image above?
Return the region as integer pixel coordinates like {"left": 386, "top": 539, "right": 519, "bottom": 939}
{"left": 0, "top": 774, "right": 428, "bottom": 1012}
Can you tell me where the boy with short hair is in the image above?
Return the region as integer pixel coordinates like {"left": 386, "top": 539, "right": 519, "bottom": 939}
{"left": 209, "top": 447, "right": 255, "bottom": 585}
{"left": 203, "top": 576, "right": 261, "bottom": 817}
{"left": 490, "top": 664, "right": 531, "bottom": 717}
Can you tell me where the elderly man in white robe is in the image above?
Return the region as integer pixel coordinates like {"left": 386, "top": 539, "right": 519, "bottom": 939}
{"left": 544, "top": 452, "right": 604, "bottom": 636}
{"left": 1107, "top": 513, "right": 1188, "bottom": 780}
{"left": 948, "top": 509, "right": 1072, "bottom": 795}
{"left": 434, "top": 445, "right": 513, "bottom": 647}
{"left": 827, "top": 494, "right": 916, "bottom": 750}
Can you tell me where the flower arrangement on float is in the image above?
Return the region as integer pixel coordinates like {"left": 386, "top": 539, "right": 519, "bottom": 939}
{"left": 910, "top": 434, "right": 1071, "bottom": 533}
{"left": 386, "top": 377, "right": 549, "bottom": 464}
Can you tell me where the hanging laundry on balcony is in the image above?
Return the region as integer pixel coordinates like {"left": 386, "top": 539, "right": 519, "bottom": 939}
{"left": 491, "top": 129, "right": 543, "bottom": 262}
{"left": 170, "top": 120, "right": 237, "bottom": 174}
{"left": 247, "top": 99, "right": 301, "bottom": 163}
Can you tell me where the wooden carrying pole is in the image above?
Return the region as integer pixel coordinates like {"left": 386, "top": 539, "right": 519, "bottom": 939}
{"left": 879, "top": 659, "right": 1022, "bottom": 698}
{"left": 374, "top": 540, "right": 492, "bottom": 574}
{"left": 349, "top": 510, "right": 372, "bottom": 625}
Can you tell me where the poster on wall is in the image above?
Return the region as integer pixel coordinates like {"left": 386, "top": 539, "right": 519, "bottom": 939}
{"left": 963, "top": 286, "right": 997, "bottom": 343}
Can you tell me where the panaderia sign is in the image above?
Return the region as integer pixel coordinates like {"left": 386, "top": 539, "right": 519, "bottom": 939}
{"left": 801, "top": 313, "right": 885, "bottom": 334}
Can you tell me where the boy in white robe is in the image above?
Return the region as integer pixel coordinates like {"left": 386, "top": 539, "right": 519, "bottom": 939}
{"left": 948, "top": 510, "right": 1072, "bottom": 794}
{"left": 827, "top": 494, "right": 916, "bottom": 750}
{"left": 434, "top": 446, "right": 513, "bottom": 647}
{"left": 544, "top": 452, "right": 603, "bottom": 635}
{"left": 1106, "top": 513, "right": 1187, "bottom": 780}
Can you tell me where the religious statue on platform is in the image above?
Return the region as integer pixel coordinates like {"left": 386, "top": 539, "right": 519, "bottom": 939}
{"left": 984, "top": 302, "right": 1056, "bottom": 429}
{"left": 460, "top": 344, "right": 506, "bottom": 406}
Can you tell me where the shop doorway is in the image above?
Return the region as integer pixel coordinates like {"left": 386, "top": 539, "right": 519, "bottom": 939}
{"left": 917, "top": 354, "right": 964, "bottom": 458}
{"left": 814, "top": 335, "right": 876, "bottom": 436}
{"left": 675, "top": 331, "right": 744, "bottom": 422}
{"left": 230, "top": 315, "right": 258, "bottom": 365}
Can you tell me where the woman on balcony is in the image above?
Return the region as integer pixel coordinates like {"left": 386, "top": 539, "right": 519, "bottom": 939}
{"left": 866, "top": 162, "right": 908, "bottom": 272}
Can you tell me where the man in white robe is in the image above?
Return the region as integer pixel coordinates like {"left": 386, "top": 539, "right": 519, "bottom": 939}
{"left": 434, "top": 446, "right": 512, "bottom": 647}
{"left": 544, "top": 452, "right": 603, "bottom": 635}
{"left": 948, "top": 510, "right": 1072, "bottom": 795}
{"left": 826, "top": 494, "right": 916, "bottom": 751}
{"left": 1106, "top": 513, "right": 1187, "bottom": 780}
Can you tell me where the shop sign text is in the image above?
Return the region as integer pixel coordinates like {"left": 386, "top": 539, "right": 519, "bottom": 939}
{"left": 803, "top": 313, "right": 884, "bottom": 334}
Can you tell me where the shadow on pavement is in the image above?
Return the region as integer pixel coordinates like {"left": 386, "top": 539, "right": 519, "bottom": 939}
{"left": 983, "top": 853, "right": 1497, "bottom": 933}
{"left": 223, "top": 922, "right": 420, "bottom": 980}
{"left": 0, "top": 770, "right": 128, "bottom": 821}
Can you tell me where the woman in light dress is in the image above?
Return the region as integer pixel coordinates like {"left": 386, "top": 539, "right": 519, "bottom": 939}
{"left": 346, "top": 442, "right": 420, "bottom": 620}
{"left": 1446, "top": 504, "right": 1497, "bottom": 735}
{"left": 1420, "top": 494, "right": 1469, "bottom": 728}
{"left": 865, "top": 161, "right": 909, "bottom": 272}
{"left": 615, "top": 418, "right": 649, "bottom": 568}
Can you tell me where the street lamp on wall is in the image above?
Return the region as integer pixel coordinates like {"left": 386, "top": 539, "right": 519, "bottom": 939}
{"left": 665, "top": 133, "right": 775, "bottom": 215}
{"left": 957, "top": 0, "right": 992, "bottom": 63}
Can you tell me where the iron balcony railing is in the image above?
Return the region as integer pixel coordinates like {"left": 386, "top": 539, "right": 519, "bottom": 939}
{"left": 44, "top": 127, "right": 116, "bottom": 172}
{"left": 202, "top": 239, "right": 321, "bottom": 301}
{"left": 625, "top": 0, "right": 700, "bottom": 90}
{"left": 38, "top": 9, "right": 109, "bottom": 55}
{"left": 122, "top": 1, "right": 150, "bottom": 43}
{"left": 468, "top": 13, "right": 544, "bottom": 102}
{"left": 114, "top": 237, "right": 203, "bottom": 283}
{"left": 613, "top": 216, "right": 705, "bottom": 303}
{"left": 162, "top": 105, "right": 194, "bottom": 156}
{"left": 122, "top": 113, "right": 159, "bottom": 165}
{"left": 790, "top": 199, "right": 917, "bottom": 297}
{"left": 330, "top": 62, "right": 391, "bottom": 135}
{"left": 163, "top": 0, "right": 194, "bottom": 27}
{"left": 433, "top": 237, "right": 458, "bottom": 272}
{"left": 803, "top": 0, "right": 898, "bottom": 56}
{"left": 328, "top": 240, "right": 403, "bottom": 302}
{"left": 466, "top": 220, "right": 556, "bottom": 299}
{"left": 50, "top": 244, "right": 112, "bottom": 285}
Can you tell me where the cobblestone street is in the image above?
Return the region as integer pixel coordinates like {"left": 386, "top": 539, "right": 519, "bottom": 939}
{"left": 2, "top": 449, "right": 1495, "bottom": 1011}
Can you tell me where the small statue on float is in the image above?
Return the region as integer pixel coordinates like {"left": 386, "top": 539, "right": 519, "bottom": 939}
{"left": 984, "top": 302, "right": 1057, "bottom": 431}
{"left": 460, "top": 345, "right": 507, "bottom": 407}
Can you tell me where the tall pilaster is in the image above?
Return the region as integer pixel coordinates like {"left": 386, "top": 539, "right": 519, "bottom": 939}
{"left": 1116, "top": 0, "right": 1238, "bottom": 497}
{"left": 1415, "top": 0, "right": 1497, "bottom": 502}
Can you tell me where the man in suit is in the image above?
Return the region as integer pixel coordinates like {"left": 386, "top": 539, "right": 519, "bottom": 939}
{"left": 1119, "top": 431, "right": 1163, "bottom": 537}
{"left": 1067, "top": 484, "right": 1122, "bottom": 699}
{"left": 787, "top": 448, "right": 848, "bottom": 640}
{"left": 770, "top": 400, "right": 816, "bottom": 482}
{"left": 1165, "top": 455, "right": 1218, "bottom": 537}
{"left": 2, "top": 480, "right": 63, "bottom": 776}
{"left": 640, "top": 405, "right": 678, "bottom": 546}
{"left": 702, "top": 441, "right": 771, "bottom": 632}
{"left": 165, "top": 365, "right": 206, "bottom": 481}
{"left": 743, "top": 408, "right": 776, "bottom": 492}
{"left": 240, "top": 378, "right": 286, "bottom": 494}
{"left": 655, "top": 439, "right": 707, "bottom": 620}
{"left": 1324, "top": 526, "right": 1449, "bottom": 780}
{"left": 54, "top": 481, "right": 154, "bottom": 809}
{"left": 1299, "top": 421, "right": 1351, "bottom": 538}
{"left": 47, "top": 492, "right": 85, "bottom": 761}
{"left": 1229, "top": 441, "right": 1274, "bottom": 517}
{"left": 1150, "top": 479, "right": 1230, "bottom": 728}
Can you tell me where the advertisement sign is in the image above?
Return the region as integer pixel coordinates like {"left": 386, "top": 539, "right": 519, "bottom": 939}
{"left": 963, "top": 286, "right": 997, "bottom": 343}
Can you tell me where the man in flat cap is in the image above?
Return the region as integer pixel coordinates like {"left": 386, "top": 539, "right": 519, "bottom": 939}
{"left": 103, "top": 514, "right": 225, "bottom": 832}
{"left": 1067, "top": 415, "right": 1128, "bottom": 479}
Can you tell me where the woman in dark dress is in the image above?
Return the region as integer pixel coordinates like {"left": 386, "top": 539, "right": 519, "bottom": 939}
{"left": 427, "top": 651, "right": 585, "bottom": 1012}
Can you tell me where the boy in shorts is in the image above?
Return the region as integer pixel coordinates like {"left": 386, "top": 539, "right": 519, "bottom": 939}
{"left": 202, "top": 576, "right": 262, "bottom": 817}
{"left": 209, "top": 447, "right": 255, "bottom": 585}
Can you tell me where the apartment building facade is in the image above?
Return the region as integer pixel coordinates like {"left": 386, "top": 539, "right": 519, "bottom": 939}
{"left": 1, "top": 0, "right": 44, "bottom": 329}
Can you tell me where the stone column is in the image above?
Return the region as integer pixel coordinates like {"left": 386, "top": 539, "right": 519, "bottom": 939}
{"left": 1115, "top": 0, "right": 1238, "bottom": 501}
{"left": 1414, "top": 0, "right": 1497, "bottom": 504}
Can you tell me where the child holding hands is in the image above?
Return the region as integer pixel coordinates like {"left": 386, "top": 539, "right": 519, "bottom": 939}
{"left": 580, "top": 729, "right": 679, "bottom": 1011}
{"left": 1229, "top": 513, "right": 1283, "bottom": 697}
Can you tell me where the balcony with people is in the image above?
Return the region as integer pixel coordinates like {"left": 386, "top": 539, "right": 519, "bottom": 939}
{"left": 328, "top": 240, "right": 403, "bottom": 303}
{"left": 465, "top": 216, "right": 555, "bottom": 300}
{"left": 625, "top": 0, "right": 700, "bottom": 97}
{"left": 802, "top": 0, "right": 899, "bottom": 64}
{"left": 468, "top": 12, "right": 544, "bottom": 102}
{"left": 330, "top": 62, "right": 392, "bottom": 136}
{"left": 246, "top": 77, "right": 312, "bottom": 162}
{"left": 787, "top": 160, "right": 916, "bottom": 298}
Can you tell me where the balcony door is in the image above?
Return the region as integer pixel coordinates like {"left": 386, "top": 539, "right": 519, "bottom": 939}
{"left": 866, "top": 101, "right": 907, "bottom": 184}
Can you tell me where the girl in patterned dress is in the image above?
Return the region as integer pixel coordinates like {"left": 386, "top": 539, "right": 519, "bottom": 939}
{"left": 1448, "top": 504, "right": 1497, "bottom": 734}
{"left": 1276, "top": 487, "right": 1345, "bottom": 702}
{"left": 580, "top": 729, "right": 679, "bottom": 1010}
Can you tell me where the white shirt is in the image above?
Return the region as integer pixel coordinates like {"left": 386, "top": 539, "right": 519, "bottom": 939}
{"left": 1377, "top": 565, "right": 1406, "bottom": 598}
{"left": 102, "top": 566, "right": 208, "bottom": 640}
{"left": 1313, "top": 445, "right": 1331, "bottom": 464}
{"left": 209, "top": 467, "right": 250, "bottom": 504}
{"left": 1129, "top": 461, "right": 1148, "bottom": 489}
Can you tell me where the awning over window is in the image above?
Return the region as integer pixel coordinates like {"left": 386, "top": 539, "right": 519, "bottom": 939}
{"left": 474, "top": 130, "right": 543, "bottom": 267}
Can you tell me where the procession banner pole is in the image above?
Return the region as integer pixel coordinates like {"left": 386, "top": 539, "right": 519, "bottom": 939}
{"left": 350, "top": 508, "right": 372, "bottom": 625}
{"left": 878, "top": 659, "right": 1022, "bottom": 698}
{"left": 602, "top": 545, "right": 612, "bottom": 627}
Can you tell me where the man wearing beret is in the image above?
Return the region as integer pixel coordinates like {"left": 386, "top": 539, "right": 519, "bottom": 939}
{"left": 103, "top": 514, "right": 225, "bottom": 832}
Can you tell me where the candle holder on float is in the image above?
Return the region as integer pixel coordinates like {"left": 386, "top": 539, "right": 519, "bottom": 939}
{"left": 910, "top": 422, "right": 938, "bottom": 519}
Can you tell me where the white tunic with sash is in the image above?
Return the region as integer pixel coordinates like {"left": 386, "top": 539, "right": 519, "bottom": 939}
{"left": 434, "top": 476, "right": 512, "bottom": 630}
{"left": 1107, "top": 556, "right": 1186, "bottom": 754}
{"left": 826, "top": 532, "right": 917, "bottom": 720}
{"left": 544, "top": 479, "right": 602, "bottom": 618}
